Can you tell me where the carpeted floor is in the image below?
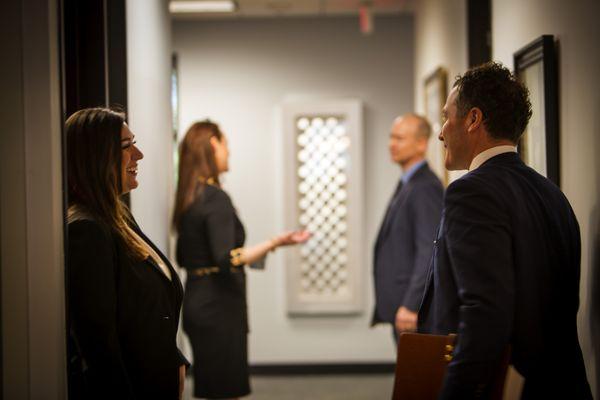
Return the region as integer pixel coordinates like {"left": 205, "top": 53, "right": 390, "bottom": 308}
{"left": 183, "top": 374, "right": 395, "bottom": 399}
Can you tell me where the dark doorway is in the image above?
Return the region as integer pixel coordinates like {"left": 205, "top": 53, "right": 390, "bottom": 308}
{"left": 467, "top": 0, "right": 492, "bottom": 68}
{"left": 61, "top": 0, "right": 128, "bottom": 117}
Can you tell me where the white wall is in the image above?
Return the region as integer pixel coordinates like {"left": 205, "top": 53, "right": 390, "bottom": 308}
{"left": 414, "top": 0, "right": 468, "bottom": 182}
{"left": 127, "top": 0, "right": 174, "bottom": 253}
{"left": 415, "top": 0, "right": 600, "bottom": 396}
{"left": 414, "top": 0, "right": 467, "bottom": 116}
{"left": 173, "top": 15, "right": 414, "bottom": 363}
{"left": 492, "top": 0, "right": 600, "bottom": 396}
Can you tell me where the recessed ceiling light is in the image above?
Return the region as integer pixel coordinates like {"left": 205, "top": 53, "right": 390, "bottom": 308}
{"left": 169, "top": 1, "right": 237, "bottom": 14}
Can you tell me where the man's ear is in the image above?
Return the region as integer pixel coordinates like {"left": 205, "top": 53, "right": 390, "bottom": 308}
{"left": 416, "top": 136, "right": 428, "bottom": 154}
{"left": 467, "top": 107, "right": 483, "bottom": 132}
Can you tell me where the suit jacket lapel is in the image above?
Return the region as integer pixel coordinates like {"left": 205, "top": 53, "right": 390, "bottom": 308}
{"left": 375, "top": 179, "right": 404, "bottom": 253}
{"left": 130, "top": 221, "right": 178, "bottom": 286}
{"left": 418, "top": 215, "right": 443, "bottom": 313}
{"left": 375, "top": 162, "right": 432, "bottom": 261}
{"left": 380, "top": 185, "right": 405, "bottom": 238}
{"left": 376, "top": 163, "right": 429, "bottom": 246}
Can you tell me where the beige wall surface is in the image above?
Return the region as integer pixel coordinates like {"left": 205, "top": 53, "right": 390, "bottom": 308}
{"left": 414, "top": 0, "right": 468, "bottom": 182}
{"left": 127, "top": 0, "right": 174, "bottom": 254}
{"left": 415, "top": 0, "right": 600, "bottom": 397}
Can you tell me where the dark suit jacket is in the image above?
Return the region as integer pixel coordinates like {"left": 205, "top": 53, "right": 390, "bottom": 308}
{"left": 67, "top": 217, "right": 188, "bottom": 399}
{"left": 373, "top": 162, "right": 443, "bottom": 323}
{"left": 418, "top": 152, "right": 591, "bottom": 399}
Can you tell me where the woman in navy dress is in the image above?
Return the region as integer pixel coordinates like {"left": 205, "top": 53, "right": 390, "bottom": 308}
{"left": 173, "top": 121, "right": 308, "bottom": 399}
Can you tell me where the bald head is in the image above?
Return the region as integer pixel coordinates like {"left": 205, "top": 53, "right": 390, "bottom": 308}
{"left": 389, "top": 113, "right": 432, "bottom": 169}
{"left": 393, "top": 113, "right": 432, "bottom": 140}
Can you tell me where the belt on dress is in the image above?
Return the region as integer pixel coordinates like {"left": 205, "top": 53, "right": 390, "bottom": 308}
{"left": 188, "top": 266, "right": 219, "bottom": 277}
{"left": 187, "top": 266, "right": 243, "bottom": 277}
{"left": 187, "top": 248, "right": 246, "bottom": 278}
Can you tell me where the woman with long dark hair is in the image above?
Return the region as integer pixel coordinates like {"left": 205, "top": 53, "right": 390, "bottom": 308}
{"left": 173, "top": 121, "right": 309, "bottom": 399}
{"left": 66, "top": 108, "right": 188, "bottom": 399}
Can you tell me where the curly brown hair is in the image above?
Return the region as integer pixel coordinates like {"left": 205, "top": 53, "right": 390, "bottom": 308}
{"left": 454, "top": 61, "right": 532, "bottom": 143}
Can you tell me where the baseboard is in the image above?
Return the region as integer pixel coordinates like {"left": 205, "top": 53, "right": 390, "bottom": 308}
{"left": 249, "top": 362, "right": 396, "bottom": 375}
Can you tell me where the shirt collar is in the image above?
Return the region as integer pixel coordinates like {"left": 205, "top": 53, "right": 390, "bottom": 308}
{"left": 401, "top": 159, "right": 426, "bottom": 184}
{"left": 469, "top": 145, "right": 517, "bottom": 171}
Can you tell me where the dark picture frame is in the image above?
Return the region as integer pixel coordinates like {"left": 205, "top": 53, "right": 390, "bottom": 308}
{"left": 513, "top": 35, "right": 559, "bottom": 186}
{"left": 424, "top": 67, "right": 449, "bottom": 185}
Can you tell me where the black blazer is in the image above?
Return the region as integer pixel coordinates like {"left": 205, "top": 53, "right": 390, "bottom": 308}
{"left": 418, "top": 153, "right": 591, "bottom": 399}
{"left": 67, "top": 217, "right": 188, "bottom": 399}
{"left": 373, "top": 162, "right": 443, "bottom": 323}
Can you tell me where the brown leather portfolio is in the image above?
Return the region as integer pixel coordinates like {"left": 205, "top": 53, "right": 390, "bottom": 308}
{"left": 391, "top": 333, "right": 510, "bottom": 400}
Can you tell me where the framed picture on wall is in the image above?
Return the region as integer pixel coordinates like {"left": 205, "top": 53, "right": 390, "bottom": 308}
{"left": 424, "top": 67, "right": 449, "bottom": 185}
{"left": 513, "top": 35, "right": 559, "bottom": 186}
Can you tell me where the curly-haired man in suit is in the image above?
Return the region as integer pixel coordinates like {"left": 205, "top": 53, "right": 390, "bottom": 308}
{"left": 418, "top": 62, "right": 591, "bottom": 399}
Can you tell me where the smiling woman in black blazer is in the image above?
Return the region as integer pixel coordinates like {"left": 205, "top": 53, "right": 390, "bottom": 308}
{"left": 66, "top": 108, "right": 188, "bottom": 399}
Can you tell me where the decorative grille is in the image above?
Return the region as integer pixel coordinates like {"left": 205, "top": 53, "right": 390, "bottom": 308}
{"left": 295, "top": 116, "right": 351, "bottom": 296}
{"left": 283, "top": 100, "right": 363, "bottom": 315}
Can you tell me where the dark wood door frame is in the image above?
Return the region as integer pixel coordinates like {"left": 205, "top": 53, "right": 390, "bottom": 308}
{"left": 62, "top": 0, "right": 128, "bottom": 117}
{"left": 60, "top": 1, "right": 129, "bottom": 397}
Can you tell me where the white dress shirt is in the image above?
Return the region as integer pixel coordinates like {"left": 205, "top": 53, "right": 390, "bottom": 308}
{"left": 469, "top": 145, "right": 517, "bottom": 171}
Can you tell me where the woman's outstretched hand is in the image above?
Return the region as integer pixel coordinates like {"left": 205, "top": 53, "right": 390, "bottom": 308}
{"left": 272, "top": 230, "right": 311, "bottom": 248}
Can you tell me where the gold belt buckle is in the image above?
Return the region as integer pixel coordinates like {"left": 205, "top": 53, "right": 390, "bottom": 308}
{"left": 190, "top": 266, "right": 219, "bottom": 277}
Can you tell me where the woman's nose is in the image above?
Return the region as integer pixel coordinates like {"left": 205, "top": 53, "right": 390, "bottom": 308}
{"left": 133, "top": 145, "right": 144, "bottom": 160}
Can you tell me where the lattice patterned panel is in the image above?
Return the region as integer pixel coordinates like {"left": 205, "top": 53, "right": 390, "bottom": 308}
{"left": 283, "top": 100, "right": 363, "bottom": 315}
{"left": 296, "top": 116, "right": 350, "bottom": 297}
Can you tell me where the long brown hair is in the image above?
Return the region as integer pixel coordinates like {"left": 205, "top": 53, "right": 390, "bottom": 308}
{"left": 172, "top": 120, "right": 223, "bottom": 231}
{"left": 66, "top": 107, "right": 148, "bottom": 260}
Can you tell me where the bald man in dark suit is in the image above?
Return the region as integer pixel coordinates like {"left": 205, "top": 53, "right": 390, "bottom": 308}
{"left": 373, "top": 113, "right": 443, "bottom": 341}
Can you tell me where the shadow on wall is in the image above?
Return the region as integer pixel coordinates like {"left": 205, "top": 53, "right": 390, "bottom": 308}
{"left": 590, "top": 205, "right": 600, "bottom": 398}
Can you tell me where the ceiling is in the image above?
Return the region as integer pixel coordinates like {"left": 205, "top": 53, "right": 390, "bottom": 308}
{"left": 170, "top": 0, "right": 415, "bottom": 19}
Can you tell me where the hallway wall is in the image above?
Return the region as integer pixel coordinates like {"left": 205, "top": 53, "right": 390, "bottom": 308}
{"left": 415, "top": 0, "right": 600, "bottom": 396}
{"left": 414, "top": 0, "right": 468, "bottom": 183}
{"left": 127, "top": 0, "right": 174, "bottom": 254}
{"left": 173, "top": 15, "right": 414, "bottom": 363}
